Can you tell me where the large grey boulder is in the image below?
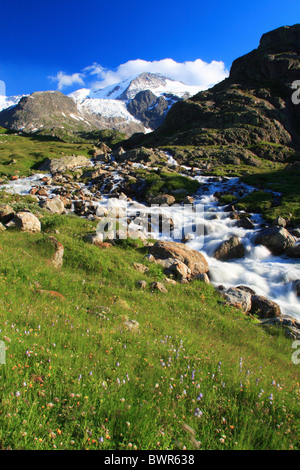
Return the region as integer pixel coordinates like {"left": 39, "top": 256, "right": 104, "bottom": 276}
{"left": 149, "top": 240, "right": 209, "bottom": 277}
{"left": 40, "top": 155, "right": 90, "bottom": 174}
{"left": 14, "top": 212, "right": 41, "bottom": 233}
{"left": 213, "top": 236, "right": 245, "bottom": 261}
{"left": 285, "top": 243, "right": 300, "bottom": 258}
{"left": 223, "top": 287, "right": 252, "bottom": 313}
{"left": 254, "top": 226, "right": 295, "bottom": 255}
{"left": 39, "top": 197, "right": 65, "bottom": 214}
{"left": 250, "top": 295, "right": 281, "bottom": 318}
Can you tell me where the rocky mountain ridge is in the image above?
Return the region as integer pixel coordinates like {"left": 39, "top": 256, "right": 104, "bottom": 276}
{"left": 124, "top": 25, "right": 300, "bottom": 167}
{"left": 0, "top": 73, "right": 201, "bottom": 139}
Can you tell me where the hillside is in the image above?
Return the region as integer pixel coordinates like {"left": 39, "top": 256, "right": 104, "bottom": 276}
{"left": 0, "top": 193, "right": 299, "bottom": 450}
{"left": 0, "top": 91, "right": 100, "bottom": 142}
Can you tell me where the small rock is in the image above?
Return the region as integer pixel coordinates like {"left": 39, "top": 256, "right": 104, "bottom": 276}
{"left": 149, "top": 240, "right": 209, "bottom": 278}
{"left": 48, "top": 236, "right": 64, "bottom": 268}
{"left": 151, "top": 282, "right": 168, "bottom": 293}
{"left": 164, "top": 277, "right": 177, "bottom": 285}
{"left": 136, "top": 280, "right": 147, "bottom": 289}
{"left": 237, "top": 217, "right": 255, "bottom": 230}
{"left": 85, "top": 233, "right": 104, "bottom": 245}
{"left": 194, "top": 273, "right": 210, "bottom": 284}
{"left": 133, "top": 262, "right": 149, "bottom": 274}
{"left": 123, "top": 318, "right": 140, "bottom": 332}
{"left": 148, "top": 194, "right": 176, "bottom": 206}
{"left": 143, "top": 254, "right": 155, "bottom": 263}
{"left": 272, "top": 216, "right": 286, "bottom": 227}
{"left": 96, "top": 206, "right": 109, "bottom": 218}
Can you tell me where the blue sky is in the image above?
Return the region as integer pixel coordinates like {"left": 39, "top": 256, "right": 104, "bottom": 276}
{"left": 0, "top": 0, "right": 299, "bottom": 96}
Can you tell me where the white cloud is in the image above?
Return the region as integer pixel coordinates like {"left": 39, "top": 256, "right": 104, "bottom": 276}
{"left": 50, "top": 71, "right": 85, "bottom": 90}
{"left": 51, "top": 58, "right": 229, "bottom": 92}
{"left": 90, "top": 58, "right": 229, "bottom": 90}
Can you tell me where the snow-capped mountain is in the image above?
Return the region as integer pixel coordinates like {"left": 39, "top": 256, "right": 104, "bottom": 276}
{"left": 84, "top": 72, "right": 201, "bottom": 101}
{"left": 70, "top": 72, "right": 202, "bottom": 134}
{"left": 0, "top": 73, "right": 202, "bottom": 138}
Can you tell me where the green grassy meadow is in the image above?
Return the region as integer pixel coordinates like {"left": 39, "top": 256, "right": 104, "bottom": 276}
{"left": 0, "top": 133, "right": 299, "bottom": 450}
{"left": 0, "top": 212, "right": 299, "bottom": 450}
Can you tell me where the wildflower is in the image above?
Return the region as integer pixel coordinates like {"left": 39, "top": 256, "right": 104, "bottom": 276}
{"left": 15, "top": 391, "right": 21, "bottom": 397}
{"left": 197, "top": 393, "right": 203, "bottom": 401}
{"left": 194, "top": 408, "right": 203, "bottom": 418}
{"left": 268, "top": 393, "right": 273, "bottom": 405}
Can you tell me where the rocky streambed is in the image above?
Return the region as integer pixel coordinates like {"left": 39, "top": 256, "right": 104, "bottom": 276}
{"left": 1, "top": 150, "right": 300, "bottom": 331}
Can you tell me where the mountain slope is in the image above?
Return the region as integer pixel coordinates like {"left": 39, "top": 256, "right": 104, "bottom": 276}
{"left": 0, "top": 73, "right": 202, "bottom": 139}
{"left": 124, "top": 25, "right": 300, "bottom": 166}
{"left": 0, "top": 91, "right": 99, "bottom": 140}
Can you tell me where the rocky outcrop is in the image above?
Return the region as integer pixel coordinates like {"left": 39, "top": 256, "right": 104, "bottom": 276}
{"left": 127, "top": 89, "right": 177, "bottom": 129}
{"left": 260, "top": 316, "right": 300, "bottom": 339}
{"left": 123, "top": 25, "right": 300, "bottom": 165}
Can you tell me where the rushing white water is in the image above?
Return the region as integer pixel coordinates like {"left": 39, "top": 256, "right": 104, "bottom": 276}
{"left": 1, "top": 159, "right": 300, "bottom": 320}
